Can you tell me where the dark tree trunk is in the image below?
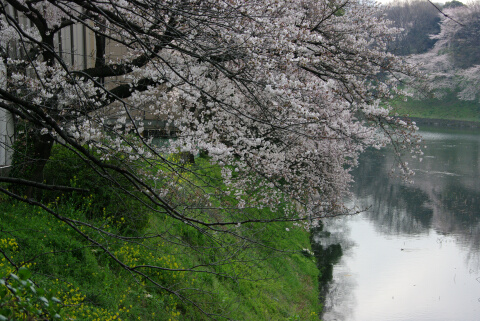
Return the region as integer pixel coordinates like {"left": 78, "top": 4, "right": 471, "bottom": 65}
{"left": 29, "top": 133, "right": 54, "bottom": 183}
{"left": 95, "top": 17, "right": 106, "bottom": 85}
{"left": 10, "top": 129, "right": 54, "bottom": 198}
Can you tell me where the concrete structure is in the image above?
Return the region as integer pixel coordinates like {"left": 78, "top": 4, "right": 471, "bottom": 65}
{"left": 0, "top": 4, "right": 126, "bottom": 173}
{"left": 0, "top": 53, "right": 14, "bottom": 173}
{"left": 0, "top": 4, "right": 177, "bottom": 175}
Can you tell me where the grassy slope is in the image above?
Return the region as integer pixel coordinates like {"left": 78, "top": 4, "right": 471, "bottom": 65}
{"left": 390, "top": 91, "right": 480, "bottom": 123}
{"left": 0, "top": 159, "right": 320, "bottom": 320}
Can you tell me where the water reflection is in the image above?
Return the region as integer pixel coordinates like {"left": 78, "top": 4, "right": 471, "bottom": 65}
{"left": 313, "top": 219, "right": 355, "bottom": 320}
{"left": 353, "top": 126, "right": 480, "bottom": 247}
{"left": 319, "top": 126, "right": 480, "bottom": 321}
{"left": 311, "top": 222, "right": 343, "bottom": 310}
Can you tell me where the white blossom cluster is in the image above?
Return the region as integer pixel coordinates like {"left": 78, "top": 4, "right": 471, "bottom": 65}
{"left": 0, "top": 0, "right": 420, "bottom": 226}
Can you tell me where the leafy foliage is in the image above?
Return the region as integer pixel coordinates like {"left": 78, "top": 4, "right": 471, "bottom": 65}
{"left": 43, "top": 145, "right": 149, "bottom": 232}
{"left": 0, "top": 196, "right": 320, "bottom": 320}
{"left": 0, "top": 268, "right": 62, "bottom": 321}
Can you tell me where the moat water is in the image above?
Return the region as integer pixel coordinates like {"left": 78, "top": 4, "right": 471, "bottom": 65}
{"left": 318, "top": 125, "right": 480, "bottom": 321}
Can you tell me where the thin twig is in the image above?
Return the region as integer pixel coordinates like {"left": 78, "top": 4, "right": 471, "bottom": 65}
{"left": 427, "top": 0, "right": 465, "bottom": 26}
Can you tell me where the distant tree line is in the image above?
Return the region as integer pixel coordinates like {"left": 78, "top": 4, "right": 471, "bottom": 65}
{"left": 383, "top": 0, "right": 475, "bottom": 59}
{"left": 385, "top": 1, "right": 480, "bottom": 102}
{"left": 384, "top": 0, "right": 442, "bottom": 55}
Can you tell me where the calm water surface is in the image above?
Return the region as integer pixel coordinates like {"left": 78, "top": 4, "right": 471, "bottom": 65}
{"left": 319, "top": 126, "right": 480, "bottom": 321}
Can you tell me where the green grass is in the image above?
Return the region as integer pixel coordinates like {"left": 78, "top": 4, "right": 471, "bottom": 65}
{"left": 0, "top": 151, "right": 321, "bottom": 320}
{"left": 390, "top": 90, "right": 480, "bottom": 122}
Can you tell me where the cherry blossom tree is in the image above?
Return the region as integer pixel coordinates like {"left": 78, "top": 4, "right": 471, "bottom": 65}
{"left": 0, "top": 0, "right": 420, "bottom": 315}
{"left": 409, "top": 2, "right": 480, "bottom": 101}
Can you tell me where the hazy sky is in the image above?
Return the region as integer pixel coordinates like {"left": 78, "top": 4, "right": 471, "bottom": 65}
{"left": 375, "top": 0, "right": 446, "bottom": 4}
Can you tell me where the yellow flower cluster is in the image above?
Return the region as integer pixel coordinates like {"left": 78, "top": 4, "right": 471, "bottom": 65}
{"left": 0, "top": 237, "right": 18, "bottom": 251}
{"left": 166, "top": 300, "right": 182, "bottom": 321}
{"left": 115, "top": 244, "right": 186, "bottom": 285}
{"left": 48, "top": 279, "right": 124, "bottom": 320}
{"left": 0, "top": 238, "right": 19, "bottom": 275}
{"left": 113, "top": 243, "right": 186, "bottom": 318}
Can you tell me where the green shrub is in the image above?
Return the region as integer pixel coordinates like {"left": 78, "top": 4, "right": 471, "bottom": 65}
{"left": 42, "top": 145, "right": 149, "bottom": 233}
{"left": 0, "top": 268, "right": 62, "bottom": 320}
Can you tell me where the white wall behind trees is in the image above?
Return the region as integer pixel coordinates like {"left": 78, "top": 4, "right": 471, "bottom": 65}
{"left": 0, "top": 60, "right": 13, "bottom": 171}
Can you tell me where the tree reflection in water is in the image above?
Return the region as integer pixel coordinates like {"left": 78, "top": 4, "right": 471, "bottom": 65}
{"left": 350, "top": 127, "right": 480, "bottom": 264}
{"left": 316, "top": 126, "right": 480, "bottom": 320}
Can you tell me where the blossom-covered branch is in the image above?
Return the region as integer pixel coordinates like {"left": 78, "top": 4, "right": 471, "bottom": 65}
{"left": 0, "top": 0, "right": 420, "bottom": 315}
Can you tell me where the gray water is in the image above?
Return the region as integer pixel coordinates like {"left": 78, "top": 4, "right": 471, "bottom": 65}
{"left": 320, "top": 126, "right": 480, "bottom": 321}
